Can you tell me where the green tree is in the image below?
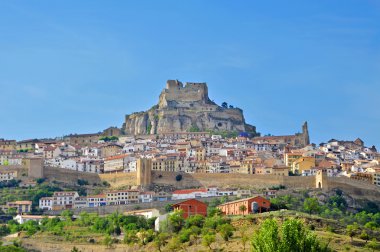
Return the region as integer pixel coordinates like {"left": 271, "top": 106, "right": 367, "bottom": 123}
{"left": 207, "top": 207, "right": 222, "bottom": 217}
{"left": 239, "top": 225, "right": 249, "bottom": 251}
{"left": 185, "top": 214, "right": 205, "bottom": 228}
{"left": 221, "top": 102, "right": 228, "bottom": 108}
{"left": 202, "top": 233, "right": 216, "bottom": 251}
{"left": 203, "top": 215, "right": 229, "bottom": 230}
{"left": 239, "top": 205, "right": 247, "bottom": 215}
{"left": 365, "top": 238, "right": 380, "bottom": 252}
{"left": 168, "top": 210, "right": 185, "bottom": 233}
{"left": 167, "top": 236, "right": 182, "bottom": 252}
{"left": 220, "top": 195, "right": 228, "bottom": 203}
{"left": 252, "top": 218, "right": 280, "bottom": 252}
{"left": 164, "top": 204, "right": 173, "bottom": 213}
{"left": 23, "top": 220, "right": 39, "bottom": 236}
{"left": 251, "top": 218, "right": 330, "bottom": 252}
{"left": 0, "top": 225, "right": 10, "bottom": 237}
{"left": 61, "top": 210, "right": 74, "bottom": 222}
{"left": 303, "top": 197, "right": 320, "bottom": 215}
{"left": 188, "top": 125, "right": 200, "bottom": 132}
{"left": 77, "top": 211, "right": 92, "bottom": 227}
{"left": 123, "top": 230, "right": 138, "bottom": 245}
{"left": 217, "top": 223, "right": 234, "bottom": 241}
{"left": 359, "top": 230, "right": 369, "bottom": 243}
{"left": 178, "top": 228, "right": 193, "bottom": 243}
{"left": 7, "top": 207, "right": 17, "bottom": 216}
{"left": 103, "top": 234, "right": 114, "bottom": 248}
{"left": 346, "top": 223, "right": 358, "bottom": 243}
{"left": 154, "top": 232, "right": 169, "bottom": 252}
{"left": 364, "top": 221, "right": 378, "bottom": 230}
{"left": 71, "top": 247, "right": 82, "bottom": 252}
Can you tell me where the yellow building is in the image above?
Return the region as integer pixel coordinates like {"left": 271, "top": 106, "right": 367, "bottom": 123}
{"left": 292, "top": 157, "right": 316, "bottom": 174}
{"left": 0, "top": 139, "right": 16, "bottom": 151}
{"left": 271, "top": 166, "right": 290, "bottom": 176}
{"left": 4, "top": 201, "right": 32, "bottom": 214}
{"left": 106, "top": 190, "right": 139, "bottom": 205}
{"left": 152, "top": 156, "right": 177, "bottom": 172}
{"left": 195, "top": 147, "right": 206, "bottom": 161}
{"left": 284, "top": 152, "right": 303, "bottom": 167}
{"left": 241, "top": 158, "right": 254, "bottom": 174}
{"left": 366, "top": 167, "right": 380, "bottom": 187}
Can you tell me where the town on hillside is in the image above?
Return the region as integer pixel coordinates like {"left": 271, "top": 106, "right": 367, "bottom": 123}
{"left": 1, "top": 123, "right": 380, "bottom": 251}
{"left": 1, "top": 121, "right": 379, "bottom": 212}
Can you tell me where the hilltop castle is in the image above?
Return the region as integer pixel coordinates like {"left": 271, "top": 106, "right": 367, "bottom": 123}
{"left": 121, "top": 80, "right": 256, "bottom": 135}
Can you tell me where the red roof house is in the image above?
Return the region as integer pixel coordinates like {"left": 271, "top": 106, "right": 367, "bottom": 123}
{"left": 172, "top": 199, "right": 208, "bottom": 219}
{"left": 217, "top": 196, "right": 270, "bottom": 215}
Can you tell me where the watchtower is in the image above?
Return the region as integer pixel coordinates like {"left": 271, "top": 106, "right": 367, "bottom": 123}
{"left": 136, "top": 158, "right": 152, "bottom": 186}
{"left": 23, "top": 157, "right": 44, "bottom": 179}
{"left": 166, "top": 80, "right": 183, "bottom": 90}
{"left": 315, "top": 169, "right": 328, "bottom": 189}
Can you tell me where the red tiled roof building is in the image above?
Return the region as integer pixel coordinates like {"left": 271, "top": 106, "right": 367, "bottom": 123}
{"left": 217, "top": 196, "right": 270, "bottom": 215}
{"left": 172, "top": 199, "right": 208, "bottom": 219}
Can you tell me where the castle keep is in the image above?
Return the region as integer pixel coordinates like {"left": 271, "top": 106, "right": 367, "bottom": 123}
{"left": 122, "top": 80, "right": 256, "bottom": 135}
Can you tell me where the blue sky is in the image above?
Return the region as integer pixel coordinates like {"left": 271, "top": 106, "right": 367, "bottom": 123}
{"left": 0, "top": 1, "right": 379, "bottom": 147}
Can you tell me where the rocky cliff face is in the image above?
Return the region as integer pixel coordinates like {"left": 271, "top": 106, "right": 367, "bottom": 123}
{"left": 121, "top": 80, "right": 256, "bottom": 135}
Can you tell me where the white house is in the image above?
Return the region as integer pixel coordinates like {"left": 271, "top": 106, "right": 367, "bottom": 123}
{"left": 0, "top": 171, "right": 17, "bottom": 182}
{"left": 74, "top": 196, "right": 88, "bottom": 209}
{"left": 211, "top": 135, "right": 222, "bottom": 141}
{"left": 52, "top": 191, "right": 79, "bottom": 210}
{"left": 81, "top": 146, "right": 100, "bottom": 158}
{"left": 172, "top": 189, "right": 208, "bottom": 200}
{"left": 124, "top": 208, "right": 160, "bottom": 219}
{"left": 301, "top": 168, "right": 318, "bottom": 176}
{"left": 139, "top": 191, "right": 155, "bottom": 203}
{"left": 87, "top": 194, "right": 107, "bottom": 208}
{"left": 14, "top": 214, "right": 54, "bottom": 224}
{"left": 39, "top": 197, "right": 53, "bottom": 210}
{"left": 77, "top": 159, "right": 102, "bottom": 173}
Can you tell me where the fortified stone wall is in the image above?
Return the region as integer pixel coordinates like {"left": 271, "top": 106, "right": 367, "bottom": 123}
{"left": 151, "top": 171, "right": 315, "bottom": 189}
{"left": 44, "top": 167, "right": 102, "bottom": 185}
{"left": 99, "top": 172, "right": 137, "bottom": 187}
{"left": 327, "top": 177, "right": 380, "bottom": 202}
{"left": 43, "top": 166, "right": 380, "bottom": 201}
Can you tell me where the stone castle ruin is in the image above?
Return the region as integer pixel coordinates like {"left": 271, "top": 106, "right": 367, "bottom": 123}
{"left": 122, "top": 80, "right": 256, "bottom": 135}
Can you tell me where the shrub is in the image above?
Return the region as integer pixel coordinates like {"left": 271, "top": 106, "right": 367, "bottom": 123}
{"left": 77, "top": 179, "right": 89, "bottom": 186}
{"left": 164, "top": 204, "right": 173, "bottom": 213}
{"left": 175, "top": 174, "right": 183, "bottom": 182}
{"left": 217, "top": 223, "right": 234, "bottom": 241}
{"left": 252, "top": 218, "right": 331, "bottom": 252}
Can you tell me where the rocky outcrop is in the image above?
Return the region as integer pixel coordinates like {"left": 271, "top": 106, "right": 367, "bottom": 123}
{"left": 121, "top": 80, "right": 256, "bottom": 135}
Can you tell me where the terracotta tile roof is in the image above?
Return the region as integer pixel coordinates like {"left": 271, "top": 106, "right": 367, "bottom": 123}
{"left": 105, "top": 154, "right": 129, "bottom": 161}
{"left": 87, "top": 194, "right": 106, "bottom": 198}
{"left": 173, "top": 188, "right": 207, "bottom": 194}
{"left": 13, "top": 201, "right": 32, "bottom": 205}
